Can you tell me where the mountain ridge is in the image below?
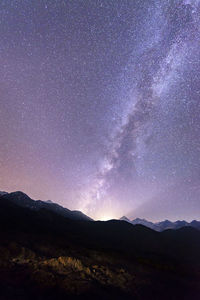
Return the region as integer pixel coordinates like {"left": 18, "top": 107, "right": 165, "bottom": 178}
{"left": 0, "top": 191, "right": 93, "bottom": 221}
{"left": 120, "top": 216, "right": 200, "bottom": 231}
{"left": 0, "top": 190, "right": 200, "bottom": 299}
{"left": 1, "top": 190, "right": 199, "bottom": 231}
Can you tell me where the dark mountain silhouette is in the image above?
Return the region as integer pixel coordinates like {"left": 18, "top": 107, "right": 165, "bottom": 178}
{"left": 121, "top": 216, "right": 200, "bottom": 231}
{"left": 0, "top": 190, "right": 8, "bottom": 196}
{"left": 0, "top": 191, "right": 92, "bottom": 221}
{"left": 0, "top": 191, "right": 200, "bottom": 299}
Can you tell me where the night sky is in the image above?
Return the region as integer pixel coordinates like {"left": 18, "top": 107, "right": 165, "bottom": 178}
{"left": 0, "top": 0, "right": 200, "bottom": 221}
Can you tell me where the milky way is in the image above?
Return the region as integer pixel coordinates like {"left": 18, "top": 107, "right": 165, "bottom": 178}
{"left": 0, "top": 0, "right": 200, "bottom": 221}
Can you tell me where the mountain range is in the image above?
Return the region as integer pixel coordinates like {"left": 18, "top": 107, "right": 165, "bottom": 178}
{"left": 0, "top": 190, "right": 200, "bottom": 299}
{"left": 1, "top": 191, "right": 199, "bottom": 231}
{"left": 0, "top": 191, "right": 92, "bottom": 221}
{"left": 120, "top": 216, "right": 200, "bottom": 231}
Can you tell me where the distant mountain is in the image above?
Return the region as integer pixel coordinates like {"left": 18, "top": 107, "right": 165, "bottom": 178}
{"left": 46, "top": 200, "right": 54, "bottom": 204}
{"left": 156, "top": 220, "right": 175, "bottom": 231}
{"left": 120, "top": 216, "right": 200, "bottom": 231}
{"left": 1, "top": 193, "right": 200, "bottom": 299}
{"left": 190, "top": 220, "right": 200, "bottom": 230}
{"left": 174, "top": 220, "right": 188, "bottom": 227}
{"left": 131, "top": 218, "right": 156, "bottom": 230}
{"left": 156, "top": 219, "right": 200, "bottom": 231}
{"left": 0, "top": 191, "right": 8, "bottom": 196}
{"left": 1, "top": 191, "right": 200, "bottom": 299}
{"left": 119, "top": 217, "right": 156, "bottom": 230}
{"left": 0, "top": 191, "right": 92, "bottom": 221}
{"left": 120, "top": 216, "right": 130, "bottom": 222}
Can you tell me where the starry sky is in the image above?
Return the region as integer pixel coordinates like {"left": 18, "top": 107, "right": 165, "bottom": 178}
{"left": 0, "top": 0, "right": 200, "bottom": 221}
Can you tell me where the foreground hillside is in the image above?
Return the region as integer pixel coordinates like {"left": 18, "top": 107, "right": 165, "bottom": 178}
{"left": 0, "top": 192, "right": 200, "bottom": 299}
